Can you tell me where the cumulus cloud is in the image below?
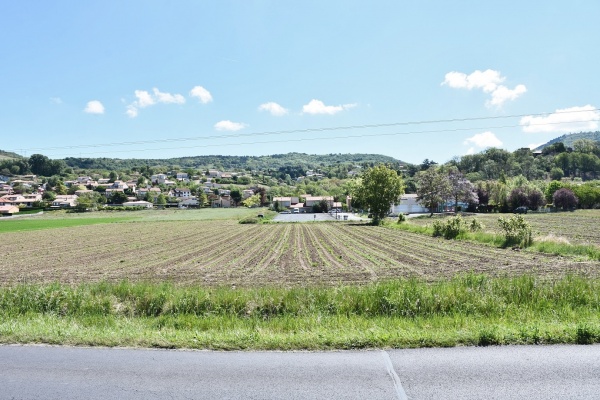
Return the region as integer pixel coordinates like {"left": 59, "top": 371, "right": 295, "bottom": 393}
{"left": 189, "top": 86, "right": 213, "bottom": 104}
{"left": 126, "top": 87, "right": 185, "bottom": 118}
{"left": 258, "top": 102, "right": 289, "bottom": 116}
{"left": 302, "top": 99, "right": 356, "bottom": 115}
{"left": 50, "top": 97, "right": 62, "bottom": 104}
{"left": 153, "top": 88, "right": 185, "bottom": 104}
{"left": 214, "top": 120, "right": 247, "bottom": 131}
{"left": 442, "top": 69, "right": 526, "bottom": 107}
{"left": 84, "top": 100, "right": 105, "bottom": 114}
{"left": 464, "top": 131, "right": 503, "bottom": 150}
{"left": 520, "top": 105, "right": 600, "bottom": 133}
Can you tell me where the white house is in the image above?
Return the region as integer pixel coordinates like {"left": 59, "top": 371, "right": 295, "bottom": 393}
{"left": 51, "top": 195, "right": 78, "bottom": 208}
{"left": 390, "top": 194, "right": 429, "bottom": 214}
{"left": 151, "top": 174, "right": 168, "bottom": 184}
{"left": 122, "top": 200, "right": 153, "bottom": 209}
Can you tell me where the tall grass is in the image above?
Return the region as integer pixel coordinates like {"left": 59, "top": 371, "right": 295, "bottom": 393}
{"left": 1, "top": 276, "right": 599, "bottom": 349}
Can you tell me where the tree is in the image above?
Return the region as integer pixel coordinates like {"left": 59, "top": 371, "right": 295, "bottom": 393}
{"left": 242, "top": 194, "right": 261, "bottom": 208}
{"left": 75, "top": 192, "right": 105, "bottom": 211}
{"left": 553, "top": 188, "right": 578, "bottom": 210}
{"left": 110, "top": 191, "right": 128, "bottom": 205}
{"left": 447, "top": 168, "right": 478, "bottom": 211}
{"left": 354, "top": 165, "right": 404, "bottom": 225}
{"left": 156, "top": 193, "right": 167, "bottom": 206}
{"left": 230, "top": 189, "right": 242, "bottom": 206}
{"left": 415, "top": 167, "right": 450, "bottom": 216}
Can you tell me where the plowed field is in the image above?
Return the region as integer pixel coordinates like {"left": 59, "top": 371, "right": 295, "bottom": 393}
{"left": 1, "top": 221, "right": 596, "bottom": 286}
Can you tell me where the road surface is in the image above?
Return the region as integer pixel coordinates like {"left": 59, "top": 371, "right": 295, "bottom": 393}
{"left": 1, "top": 345, "right": 599, "bottom": 399}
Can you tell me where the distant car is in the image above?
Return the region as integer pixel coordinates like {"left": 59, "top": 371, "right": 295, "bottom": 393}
{"left": 514, "top": 206, "right": 528, "bottom": 214}
{"left": 292, "top": 209, "right": 299, "bottom": 213}
{"left": 279, "top": 210, "right": 291, "bottom": 214}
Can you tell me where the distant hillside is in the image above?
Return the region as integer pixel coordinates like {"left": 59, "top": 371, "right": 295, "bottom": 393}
{"left": 535, "top": 131, "right": 600, "bottom": 150}
{"left": 63, "top": 153, "right": 405, "bottom": 172}
{"left": 0, "top": 150, "right": 22, "bottom": 160}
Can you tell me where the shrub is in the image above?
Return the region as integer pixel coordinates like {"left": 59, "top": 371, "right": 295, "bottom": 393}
{"left": 498, "top": 215, "right": 533, "bottom": 248}
{"left": 469, "top": 218, "right": 484, "bottom": 232}
{"left": 432, "top": 215, "right": 466, "bottom": 239}
{"left": 239, "top": 216, "right": 259, "bottom": 224}
{"left": 397, "top": 214, "right": 406, "bottom": 224}
{"left": 553, "top": 188, "right": 578, "bottom": 210}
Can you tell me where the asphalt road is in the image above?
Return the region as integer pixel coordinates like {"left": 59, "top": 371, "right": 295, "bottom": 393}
{"left": 1, "top": 345, "right": 599, "bottom": 399}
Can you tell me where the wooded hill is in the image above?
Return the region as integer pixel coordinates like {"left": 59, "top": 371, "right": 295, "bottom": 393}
{"left": 535, "top": 131, "right": 600, "bottom": 150}
{"left": 61, "top": 153, "right": 403, "bottom": 175}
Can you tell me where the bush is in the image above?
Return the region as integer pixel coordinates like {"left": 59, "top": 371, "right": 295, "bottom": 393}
{"left": 469, "top": 218, "right": 484, "bottom": 232}
{"left": 553, "top": 188, "right": 578, "bottom": 210}
{"left": 432, "top": 215, "right": 466, "bottom": 239}
{"left": 397, "top": 214, "right": 406, "bottom": 224}
{"left": 239, "top": 216, "right": 259, "bottom": 224}
{"left": 498, "top": 215, "right": 533, "bottom": 248}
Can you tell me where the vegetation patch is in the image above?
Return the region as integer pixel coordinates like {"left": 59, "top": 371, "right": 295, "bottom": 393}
{"left": 0, "top": 275, "right": 598, "bottom": 349}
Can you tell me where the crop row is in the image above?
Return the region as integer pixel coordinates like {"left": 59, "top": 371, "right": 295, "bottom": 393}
{"left": 0, "top": 220, "right": 596, "bottom": 286}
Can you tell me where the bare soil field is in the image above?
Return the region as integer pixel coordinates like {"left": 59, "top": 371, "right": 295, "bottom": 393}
{"left": 408, "top": 210, "right": 600, "bottom": 247}
{"left": 1, "top": 220, "right": 596, "bottom": 286}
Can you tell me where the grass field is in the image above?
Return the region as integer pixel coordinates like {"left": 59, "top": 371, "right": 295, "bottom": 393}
{"left": 1, "top": 208, "right": 599, "bottom": 349}
{"left": 407, "top": 210, "right": 600, "bottom": 247}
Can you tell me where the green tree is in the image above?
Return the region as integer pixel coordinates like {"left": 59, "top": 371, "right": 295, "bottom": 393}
{"left": 242, "top": 194, "right": 261, "bottom": 208}
{"left": 415, "top": 167, "right": 450, "bottom": 216}
{"left": 354, "top": 165, "right": 404, "bottom": 225}
{"left": 156, "top": 193, "right": 167, "bottom": 206}
{"left": 230, "top": 188, "right": 242, "bottom": 206}
{"left": 110, "top": 191, "right": 128, "bottom": 204}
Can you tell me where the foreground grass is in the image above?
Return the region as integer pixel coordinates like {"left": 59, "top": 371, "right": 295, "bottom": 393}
{"left": 1, "top": 275, "right": 599, "bottom": 349}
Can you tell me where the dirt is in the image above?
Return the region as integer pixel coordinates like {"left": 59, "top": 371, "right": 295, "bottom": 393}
{"left": 0, "top": 220, "right": 597, "bottom": 287}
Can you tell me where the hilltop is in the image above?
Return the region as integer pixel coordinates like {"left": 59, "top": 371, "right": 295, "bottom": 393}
{"left": 535, "top": 131, "right": 600, "bottom": 150}
{"left": 62, "top": 153, "right": 405, "bottom": 172}
{"left": 0, "top": 150, "right": 22, "bottom": 160}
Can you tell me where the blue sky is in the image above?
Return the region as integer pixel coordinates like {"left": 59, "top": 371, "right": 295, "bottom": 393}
{"left": 1, "top": 1, "right": 599, "bottom": 164}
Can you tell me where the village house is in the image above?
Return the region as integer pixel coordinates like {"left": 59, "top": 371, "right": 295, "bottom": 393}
{"left": 122, "top": 200, "right": 153, "bottom": 209}
{"left": 0, "top": 193, "right": 42, "bottom": 208}
{"left": 242, "top": 189, "right": 254, "bottom": 199}
{"left": 150, "top": 174, "right": 168, "bottom": 184}
{"left": 207, "top": 170, "right": 221, "bottom": 178}
{"left": 51, "top": 195, "right": 78, "bottom": 209}
{"left": 175, "top": 172, "right": 189, "bottom": 181}
{"left": 272, "top": 197, "right": 300, "bottom": 208}
{"left": 0, "top": 205, "right": 19, "bottom": 216}
{"left": 171, "top": 187, "right": 192, "bottom": 198}
{"left": 211, "top": 195, "right": 231, "bottom": 208}
{"left": 303, "top": 196, "right": 334, "bottom": 208}
{"left": 390, "top": 194, "right": 429, "bottom": 214}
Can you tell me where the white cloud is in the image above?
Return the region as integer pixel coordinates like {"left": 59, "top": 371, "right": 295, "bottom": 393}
{"left": 214, "top": 120, "right": 247, "bottom": 131}
{"left": 465, "top": 147, "right": 476, "bottom": 155}
{"left": 84, "top": 100, "right": 105, "bottom": 114}
{"left": 487, "top": 84, "right": 527, "bottom": 107}
{"left": 189, "top": 86, "right": 213, "bottom": 104}
{"left": 258, "top": 102, "right": 289, "bottom": 116}
{"left": 50, "top": 97, "right": 62, "bottom": 104}
{"left": 442, "top": 69, "right": 526, "bottom": 107}
{"left": 126, "top": 87, "right": 186, "bottom": 118}
{"left": 443, "top": 69, "right": 504, "bottom": 92}
{"left": 134, "top": 90, "right": 155, "bottom": 108}
{"left": 464, "top": 131, "right": 503, "bottom": 148}
{"left": 520, "top": 105, "right": 600, "bottom": 133}
{"left": 126, "top": 105, "right": 138, "bottom": 118}
{"left": 302, "top": 99, "right": 356, "bottom": 115}
{"left": 153, "top": 88, "right": 185, "bottom": 104}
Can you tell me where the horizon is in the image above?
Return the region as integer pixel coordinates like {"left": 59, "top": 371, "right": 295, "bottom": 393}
{"left": 2, "top": 2, "right": 599, "bottom": 164}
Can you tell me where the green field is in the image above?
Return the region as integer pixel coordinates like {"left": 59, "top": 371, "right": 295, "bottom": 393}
{"left": 0, "top": 207, "right": 265, "bottom": 233}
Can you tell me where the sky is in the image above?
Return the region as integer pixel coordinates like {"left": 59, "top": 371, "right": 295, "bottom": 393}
{"left": 1, "top": 1, "right": 599, "bottom": 165}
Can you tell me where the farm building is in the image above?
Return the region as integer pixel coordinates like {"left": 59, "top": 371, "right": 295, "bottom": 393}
{"left": 390, "top": 194, "right": 429, "bottom": 214}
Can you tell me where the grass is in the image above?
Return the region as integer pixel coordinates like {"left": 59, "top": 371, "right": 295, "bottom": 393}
{"left": 1, "top": 275, "right": 599, "bottom": 349}
{"left": 392, "top": 217, "right": 600, "bottom": 261}
{"left": 0, "top": 207, "right": 267, "bottom": 233}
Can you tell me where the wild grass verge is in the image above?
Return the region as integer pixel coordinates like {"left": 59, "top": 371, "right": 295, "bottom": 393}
{"left": 391, "top": 220, "right": 600, "bottom": 261}
{"left": 1, "top": 275, "right": 598, "bottom": 349}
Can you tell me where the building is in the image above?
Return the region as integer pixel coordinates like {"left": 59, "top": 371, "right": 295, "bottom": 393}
{"left": 390, "top": 194, "right": 429, "bottom": 214}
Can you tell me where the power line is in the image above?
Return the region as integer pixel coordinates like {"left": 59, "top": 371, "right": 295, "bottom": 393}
{"left": 16, "top": 107, "right": 600, "bottom": 153}
{"left": 42, "top": 119, "right": 598, "bottom": 158}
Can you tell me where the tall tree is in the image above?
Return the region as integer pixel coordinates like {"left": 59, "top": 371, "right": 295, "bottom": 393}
{"left": 415, "top": 167, "right": 450, "bottom": 216}
{"left": 353, "top": 165, "right": 404, "bottom": 225}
